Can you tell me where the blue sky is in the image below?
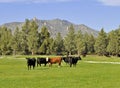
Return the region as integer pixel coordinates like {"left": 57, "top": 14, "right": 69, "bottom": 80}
{"left": 0, "top": 0, "right": 120, "bottom": 32}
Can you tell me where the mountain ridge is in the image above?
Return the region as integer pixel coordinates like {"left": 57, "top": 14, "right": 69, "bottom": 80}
{"left": 0, "top": 18, "right": 99, "bottom": 37}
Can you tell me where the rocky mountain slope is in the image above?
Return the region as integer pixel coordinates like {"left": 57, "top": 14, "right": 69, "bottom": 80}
{"left": 1, "top": 18, "right": 99, "bottom": 37}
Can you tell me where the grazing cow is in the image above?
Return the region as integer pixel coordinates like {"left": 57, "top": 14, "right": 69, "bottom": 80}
{"left": 48, "top": 57, "right": 62, "bottom": 67}
{"left": 26, "top": 57, "right": 36, "bottom": 70}
{"left": 63, "top": 56, "right": 81, "bottom": 67}
{"left": 37, "top": 57, "right": 49, "bottom": 67}
{"left": 62, "top": 57, "right": 70, "bottom": 64}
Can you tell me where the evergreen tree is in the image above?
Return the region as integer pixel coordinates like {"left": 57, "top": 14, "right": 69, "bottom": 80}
{"left": 0, "top": 27, "right": 2, "bottom": 54}
{"left": 49, "top": 38, "right": 56, "bottom": 54}
{"left": 54, "top": 32, "right": 64, "bottom": 55}
{"left": 21, "top": 19, "right": 30, "bottom": 54}
{"left": 116, "top": 28, "right": 120, "bottom": 56}
{"left": 0, "top": 27, "right": 12, "bottom": 55}
{"left": 87, "top": 34, "right": 95, "bottom": 54}
{"left": 64, "top": 25, "right": 76, "bottom": 55}
{"left": 107, "top": 30, "right": 117, "bottom": 55}
{"left": 39, "top": 40, "right": 46, "bottom": 54}
{"left": 39, "top": 26, "right": 51, "bottom": 54}
{"left": 27, "top": 20, "right": 39, "bottom": 55}
{"left": 83, "top": 33, "right": 89, "bottom": 54}
{"left": 107, "top": 28, "right": 120, "bottom": 56}
{"left": 75, "top": 30, "right": 85, "bottom": 55}
{"left": 40, "top": 26, "right": 50, "bottom": 42}
{"left": 12, "top": 27, "right": 22, "bottom": 55}
{"left": 94, "top": 28, "right": 108, "bottom": 55}
{"left": 118, "top": 29, "right": 120, "bottom": 54}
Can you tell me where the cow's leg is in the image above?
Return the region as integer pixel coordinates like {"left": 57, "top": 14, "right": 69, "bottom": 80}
{"left": 33, "top": 65, "right": 34, "bottom": 69}
{"left": 70, "top": 63, "right": 72, "bottom": 67}
{"left": 44, "top": 63, "right": 46, "bottom": 67}
{"left": 73, "top": 63, "right": 76, "bottom": 67}
{"left": 58, "top": 62, "right": 61, "bottom": 67}
{"left": 29, "top": 65, "right": 31, "bottom": 70}
{"left": 49, "top": 63, "right": 52, "bottom": 67}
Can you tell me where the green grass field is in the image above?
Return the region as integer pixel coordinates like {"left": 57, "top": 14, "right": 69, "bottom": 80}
{"left": 0, "top": 55, "right": 120, "bottom": 88}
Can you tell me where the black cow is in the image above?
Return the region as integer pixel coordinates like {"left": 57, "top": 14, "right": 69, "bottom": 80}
{"left": 37, "top": 57, "right": 48, "bottom": 67}
{"left": 26, "top": 57, "right": 36, "bottom": 70}
{"left": 62, "top": 57, "right": 70, "bottom": 64}
{"left": 63, "top": 56, "right": 81, "bottom": 67}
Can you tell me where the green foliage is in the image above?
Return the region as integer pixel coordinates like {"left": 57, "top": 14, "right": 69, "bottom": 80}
{"left": 21, "top": 19, "right": 30, "bottom": 54}
{"left": 107, "top": 28, "right": 120, "bottom": 56}
{"left": 64, "top": 25, "right": 76, "bottom": 55}
{"left": 12, "top": 27, "right": 22, "bottom": 55}
{"left": 0, "top": 26, "right": 12, "bottom": 55}
{"left": 27, "top": 20, "right": 39, "bottom": 55}
{"left": 75, "top": 30, "right": 85, "bottom": 55}
{"left": 87, "top": 34, "right": 95, "bottom": 53}
{"left": 39, "top": 26, "right": 51, "bottom": 55}
{"left": 40, "top": 26, "right": 50, "bottom": 41}
{"left": 107, "top": 30, "right": 118, "bottom": 55}
{"left": 0, "top": 18, "right": 120, "bottom": 56}
{"left": 94, "top": 28, "right": 108, "bottom": 55}
{"left": 54, "top": 32, "right": 64, "bottom": 55}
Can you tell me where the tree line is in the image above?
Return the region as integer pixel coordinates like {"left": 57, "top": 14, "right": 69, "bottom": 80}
{"left": 0, "top": 19, "right": 120, "bottom": 57}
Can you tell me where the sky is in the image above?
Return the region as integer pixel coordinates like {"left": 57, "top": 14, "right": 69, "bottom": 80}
{"left": 0, "top": 0, "right": 120, "bottom": 32}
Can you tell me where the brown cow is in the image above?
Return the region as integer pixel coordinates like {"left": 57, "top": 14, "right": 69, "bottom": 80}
{"left": 48, "top": 57, "right": 62, "bottom": 67}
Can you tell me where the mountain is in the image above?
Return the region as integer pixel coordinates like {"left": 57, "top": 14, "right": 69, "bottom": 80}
{"left": 0, "top": 18, "right": 99, "bottom": 37}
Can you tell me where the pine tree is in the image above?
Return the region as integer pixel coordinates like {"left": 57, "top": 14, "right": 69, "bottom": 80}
{"left": 64, "top": 25, "right": 76, "bottom": 55}
{"left": 75, "top": 30, "right": 85, "bottom": 55}
{"left": 39, "top": 40, "right": 46, "bottom": 54}
{"left": 21, "top": 19, "right": 30, "bottom": 54}
{"left": 0, "top": 27, "right": 2, "bottom": 54}
{"left": 49, "top": 38, "right": 56, "bottom": 55}
{"left": 107, "top": 30, "right": 117, "bottom": 55}
{"left": 0, "top": 27, "right": 12, "bottom": 55}
{"left": 87, "top": 34, "right": 95, "bottom": 54}
{"left": 12, "top": 27, "right": 22, "bottom": 55}
{"left": 107, "top": 28, "right": 120, "bottom": 56}
{"left": 54, "top": 32, "right": 64, "bottom": 55}
{"left": 116, "top": 28, "right": 120, "bottom": 56}
{"left": 83, "top": 33, "right": 89, "bottom": 54}
{"left": 40, "top": 26, "right": 50, "bottom": 42}
{"left": 94, "top": 28, "right": 108, "bottom": 55}
{"left": 39, "top": 26, "right": 51, "bottom": 54}
{"left": 27, "top": 20, "right": 39, "bottom": 55}
{"left": 118, "top": 29, "right": 120, "bottom": 54}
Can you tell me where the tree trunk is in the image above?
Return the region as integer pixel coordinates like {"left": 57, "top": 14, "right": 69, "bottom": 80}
{"left": 32, "top": 50, "right": 34, "bottom": 55}
{"left": 69, "top": 51, "right": 71, "bottom": 55}
{"left": 78, "top": 50, "right": 80, "bottom": 56}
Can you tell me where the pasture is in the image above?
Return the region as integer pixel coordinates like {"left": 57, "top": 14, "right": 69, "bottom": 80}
{"left": 0, "top": 55, "right": 120, "bottom": 88}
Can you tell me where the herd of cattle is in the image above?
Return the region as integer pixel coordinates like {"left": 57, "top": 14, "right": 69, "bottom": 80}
{"left": 26, "top": 56, "right": 82, "bottom": 70}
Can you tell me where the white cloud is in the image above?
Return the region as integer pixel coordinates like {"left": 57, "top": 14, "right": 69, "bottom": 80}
{"left": 98, "top": 0, "right": 120, "bottom": 6}
{"left": 0, "top": 0, "right": 76, "bottom": 3}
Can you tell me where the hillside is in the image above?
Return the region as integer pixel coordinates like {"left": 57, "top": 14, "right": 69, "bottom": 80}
{"left": 1, "top": 18, "right": 98, "bottom": 37}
